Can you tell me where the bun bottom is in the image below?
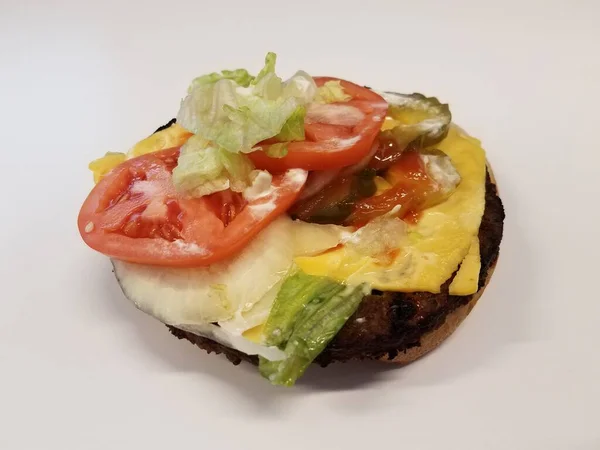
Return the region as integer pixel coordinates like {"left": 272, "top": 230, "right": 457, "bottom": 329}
{"left": 168, "top": 258, "right": 497, "bottom": 368}
{"left": 166, "top": 166, "right": 503, "bottom": 371}
{"left": 385, "top": 162, "right": 499, "bottom": 365}
{"left": 381, "top": 260, "right": 497, "bottom": 365}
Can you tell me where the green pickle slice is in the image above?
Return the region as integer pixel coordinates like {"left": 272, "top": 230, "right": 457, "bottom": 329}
{"left": 379, "top": 91, "right": 452, "bottom": 148}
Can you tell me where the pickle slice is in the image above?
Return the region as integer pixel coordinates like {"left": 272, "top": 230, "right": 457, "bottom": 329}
{"left": 379, "top": 91, "right": 452, "bottom": 148}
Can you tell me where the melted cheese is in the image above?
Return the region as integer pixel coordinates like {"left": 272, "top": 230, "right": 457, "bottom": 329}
{"left": 449, "top": 236, "right": 481, "bottom": 295}
{"left": 92, "top": 120, "right": 486, "bottom": 296}
{"left": 128, "top": 123, "right": 192, "bottom": 158}
{"left": 88, "top": 152, "right": 126, "bottom": 183}
{"left": 89, "top": 124, "right": 192, "bottom": 183}
{"left": 295, "top": 126, "right": 486, "bottom": 294}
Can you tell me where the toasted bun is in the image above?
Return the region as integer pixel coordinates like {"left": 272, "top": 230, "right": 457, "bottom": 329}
{"left": 381, "top": 258, "right": 496, "bottom": 365}
{"left": 381, "top": 162, "right": 499, "bottom": 365}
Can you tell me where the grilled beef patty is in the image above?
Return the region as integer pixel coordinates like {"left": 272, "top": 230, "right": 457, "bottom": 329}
{"left": 168, "top": 172, "right": 504, "bottom": 366}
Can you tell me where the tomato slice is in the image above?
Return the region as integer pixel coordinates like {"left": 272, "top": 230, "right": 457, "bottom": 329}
{"left": 78, "top": 148, "right": 307, "bottom": 267}
{"left": 248, "top": 77, "right": 387, "bottom": 171}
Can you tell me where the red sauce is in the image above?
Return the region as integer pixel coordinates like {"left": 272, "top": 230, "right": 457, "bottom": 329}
{"left": 403, "top": 210, "right": 422, "bottom": 225}
{"left": 347, "top": 151, "right": 435, "bottom": 226}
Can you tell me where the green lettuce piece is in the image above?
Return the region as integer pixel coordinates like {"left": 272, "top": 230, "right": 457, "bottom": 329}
{"left": 314, "top": 80, "right": 352, "bottom": 104}
{"left": 282, "top": 71, "right": 317, "bottom": 100}
{"left": 177, "top": 53, "right": 316, "bottom": 155}
{"left": 275, "top": 106, "right": 306, "bottom": 141}
{"left": 172, "top": 135, "right": 254, "bottom": 197}
{"left": 259, "top": 269, "right": 369, "bottom": 386}
{"left": 263, "top": 142, "right": 288, "bottom": 158}
{"left": 189, "top": 69, "right": 254, "bottom": 90}
{"left": 379, "top": 91, "right": 452, "bottom": 147}
{"left": 252, "top": 52, "right": 277, "bottom": 88}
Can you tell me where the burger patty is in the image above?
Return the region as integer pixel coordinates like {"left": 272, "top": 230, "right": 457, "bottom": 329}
{"left": 168, "top": 171, "right": 505, "bottom": 366}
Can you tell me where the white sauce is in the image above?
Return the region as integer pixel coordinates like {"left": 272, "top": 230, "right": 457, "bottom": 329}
{"left": 142, "top": 198, "right": 167, "bottom": 220}
{"left": 284, "top": 168, "right": 308, "bottom": 187}
{"left": 421, "top": 154, "right": 461, "bottom": 193}
{"left": 175, "top": 322, "right": 286, "bottom": 361}
{"left": 248, "top": 201, "right": 277, "bottom": 219}
{"left": 244, "top": 170, "right": 306, "bottom": 219}
{"left": 330, "top": 135, "right": 361, "bottom": 149}
{"left": 130, "top": 180, "right": 162, "bottom": 197}
{"left": 386, "top": 204, "right": 402, "bottom": 217}
{"left": 173, "top": 240, "right": 208, "bottom": 255}
{"left": 306, "top": 103, "right": 365, "bottom": 126}
{"left": 243, "top": 170, "right": 274, "bottom": 202}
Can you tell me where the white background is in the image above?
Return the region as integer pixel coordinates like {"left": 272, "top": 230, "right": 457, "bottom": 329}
{"left": 1, "top": 0, "right": 599, "bottom": 449}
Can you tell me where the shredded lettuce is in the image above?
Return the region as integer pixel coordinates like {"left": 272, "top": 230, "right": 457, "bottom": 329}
{"left": 254, "top": 53, "right": 276, "bottom": 82}
{"left": 263, "top": 142, "right": 289, "bottom": 158}
{"left": 177, "top": 53, "right": 316, "bottom": 155}
{"left": 189, "top": 68, "right": 254, "bottom": 90}
{"left": 172, "top": 135, "right": 254, "bottom": 197}
{"left": 259, "top": 268, "right": 369, "bottom": 386}
{"left": 275, "top": 106, "right": 306, "bottom": 141}
{"left": 174, "top": 53, "right": 317, "bottom": 197}
{"left": 314, "top": 80, "right": 352, "bottom": 104}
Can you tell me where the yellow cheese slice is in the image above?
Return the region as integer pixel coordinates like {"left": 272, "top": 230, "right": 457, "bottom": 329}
{"left": 89, "top": 152, "right": 126, "bottom": 183}
{"left": 243, "top": 324, "right": 265, "bottom": 344}
{"left": 128, "top": 123, "right": 192, "bottom": 158}
{"left": 296, "top": 126, "right": 487, "bottom": 294}
{"left": 449, "top": 236, "right": 481, "bottom": 295}
{"left": 89, "top": 124, "right": 193, "bottom": 184}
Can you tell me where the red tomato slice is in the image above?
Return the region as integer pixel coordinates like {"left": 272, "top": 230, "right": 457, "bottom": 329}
{"left": 248, "top": 77, "right": 387, "bottom": 171}
{"left": 78, "top": 148, "right": 307, "bottom": 267}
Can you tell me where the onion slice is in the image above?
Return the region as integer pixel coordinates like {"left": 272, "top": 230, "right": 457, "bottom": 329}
{"left": 297, "top": 169, "right": 341, "bottom": 201}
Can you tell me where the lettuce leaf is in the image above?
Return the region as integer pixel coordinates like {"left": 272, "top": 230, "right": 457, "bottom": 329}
{"left": 172, "top": 135, "right": 254, "bottom": 197}
{"left": 275, "top": 106, "right": 306, "bottom": 141}
{"left": 314, "top": 80, "right": 352, "bottom": 104}
{"left": 259, "top": 269, "right": 369, "bottom": 386}
{"left": 252, "top": 52, "right": 277, "bottom": 89}
{"left": 189, "top": 68, "right": 254, "bottom": 90}
{"left": 263, "top": 142, "right": 289, "bottom": 158}
{"left": 177, "top": 53, "right": 316, "bottom": 154}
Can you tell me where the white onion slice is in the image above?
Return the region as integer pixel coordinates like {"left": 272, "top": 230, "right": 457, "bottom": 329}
{"left": 297, "top": 169, "right": 341, "bottom": 201}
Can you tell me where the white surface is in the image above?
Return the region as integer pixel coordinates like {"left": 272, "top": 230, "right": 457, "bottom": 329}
{"left": 1, "top": 0, "right": 599, "bottom": 449}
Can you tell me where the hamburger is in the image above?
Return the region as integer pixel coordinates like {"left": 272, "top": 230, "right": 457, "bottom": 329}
{"left": 78, "top": 53, "right": 504, "bottom": 385}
